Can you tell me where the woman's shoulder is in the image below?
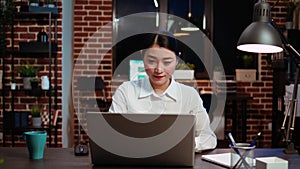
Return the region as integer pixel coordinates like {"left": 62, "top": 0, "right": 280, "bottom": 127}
{"left": 175, "top": 81, "right": 198, "bottom": 92}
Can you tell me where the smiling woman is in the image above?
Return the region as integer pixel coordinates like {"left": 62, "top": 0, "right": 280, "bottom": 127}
{"left": 109, "top": 31, "right": 217, "bottom": 152}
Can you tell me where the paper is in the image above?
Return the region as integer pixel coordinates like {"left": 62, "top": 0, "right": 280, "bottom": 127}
{"left": 201, "top": 153, "right": 232, "bottom": 168}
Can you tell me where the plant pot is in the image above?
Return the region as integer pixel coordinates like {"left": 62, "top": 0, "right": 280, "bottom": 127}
{"left": 235, "top": 69, "right": 256, "bottom": 82}
{"left": 23, "top": 77, "right": 33, "bottom": 90}
{"left": 32, "top": 117, "right": 42, "bottom": 127}
{"left": 213, "top": 71, "right": 224, "bottom": 81}
{"left": 31, "top": 81, "right": 39, "bottom": 89}
{"left": 173, "top": 70, "right": 194, "bottom": 80}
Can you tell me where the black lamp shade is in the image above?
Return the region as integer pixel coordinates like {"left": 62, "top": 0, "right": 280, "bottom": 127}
{"left": 237, "top": 1, "right": 284, "bottom": 53}
{"left": 237, "top": 22, "right": 283, "bottom": 53}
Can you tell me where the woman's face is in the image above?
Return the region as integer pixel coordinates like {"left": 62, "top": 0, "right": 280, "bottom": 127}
{"left": 143, "top": 46, "right": 177, "bottom": 91}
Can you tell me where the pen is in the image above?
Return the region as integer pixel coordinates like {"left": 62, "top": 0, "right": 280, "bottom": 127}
{"left": 228, "top": 132, "right": 237, "bottom": 147}
{"left": 249, "top": 131, "right": 261, "bottom": 147}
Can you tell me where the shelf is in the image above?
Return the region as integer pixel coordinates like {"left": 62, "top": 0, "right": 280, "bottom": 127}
{"left": 19, "top": 42, "right": 58, "bottom": 54}
{"left": 6, "top": 88, "right": 54, "bottom": 97}
{"left": 20, "top": 6, "right": 58, "bottom": 14}
{"left": 2, "top": 9, "right": 58, "bottom": 147}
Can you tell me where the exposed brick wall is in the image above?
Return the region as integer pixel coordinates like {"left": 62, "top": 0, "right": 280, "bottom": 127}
{"left": 71, "top": 0, "right": 295, "bottom": 148}
{"left": 73, "top": 0, "right": 113, "bottom": 145}
{"left": 0, "top": 0, "right": 63, "bottom": 147}
{"left": 0, "top": 0, "right": 292, "bottom": 148}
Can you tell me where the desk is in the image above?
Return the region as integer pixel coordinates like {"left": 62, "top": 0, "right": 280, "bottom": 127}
{"left": 224, "top": 93, "right": 253, "bottom": 142}
{"left": 0, "top": 147, "right": 299, "bottom": 168}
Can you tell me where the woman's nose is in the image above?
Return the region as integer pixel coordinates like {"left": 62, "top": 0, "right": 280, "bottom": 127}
{"left": 154, "top": 62, "right": 163, "bottom": 73}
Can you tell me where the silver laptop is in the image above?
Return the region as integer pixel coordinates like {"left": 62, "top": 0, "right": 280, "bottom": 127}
{"left": 86, "top": 112, "right": 195, "bottom": 167}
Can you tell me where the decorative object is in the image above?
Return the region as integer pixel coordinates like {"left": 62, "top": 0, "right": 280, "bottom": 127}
{"left": 45, "top": 0, "right": 56, "bottom": 8}
{"left": 256, "top": 157, "right": 288, "bottom": 169}
{"left": 37, "top": 28, "right": 48, "bottom": 43}
{"left": 11, "top": 78, "right": 16, "bottom": 90}
{"left": 29, "top": 0, "right": 39, "bottom": 6}
{"left": 173, "top": 62, "right": 195, "bottom": 80}
{"left": 235, "top": 69, "right": 256, "bottom": 82}
{"left": 237, "top": 0, "right": 300, "bottom": 154}
{"left": 16, "top": 63, "right": 41, "bottom": 90}
{"left": 31, "top": 106, "right": 41, "bottom": 127}
{"left": 41, "top": 75, "right": 49, "bottom": 90}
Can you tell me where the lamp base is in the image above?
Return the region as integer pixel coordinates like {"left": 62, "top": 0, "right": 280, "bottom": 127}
{"left": 283, "top": 142, "right": 298, "bottom": 154}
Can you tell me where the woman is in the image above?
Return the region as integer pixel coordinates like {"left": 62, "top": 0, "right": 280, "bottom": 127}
{"left": 109, "top": 31, "right": 217, "bottom": 152}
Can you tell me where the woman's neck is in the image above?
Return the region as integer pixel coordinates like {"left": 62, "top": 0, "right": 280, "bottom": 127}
{"left": 151, "top": 79, "right": 171, "bottom": 95}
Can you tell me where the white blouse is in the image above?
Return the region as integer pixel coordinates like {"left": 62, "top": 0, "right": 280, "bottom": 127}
{"left": 109, "top": 77, "right": 217, "bottom": 152}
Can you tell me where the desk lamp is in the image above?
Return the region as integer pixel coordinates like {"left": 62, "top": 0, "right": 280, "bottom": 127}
{"left": 237, "top": 0, "right": 300, "bottom": 154}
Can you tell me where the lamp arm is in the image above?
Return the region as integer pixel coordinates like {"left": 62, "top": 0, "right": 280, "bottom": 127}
{"left": 270, "top": 20, "right": 300, "bottom": 60}
{"left": 271, "top": 19, "right": 299, "bottom": 154}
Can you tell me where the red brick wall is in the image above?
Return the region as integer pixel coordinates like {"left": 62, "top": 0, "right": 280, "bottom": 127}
{"left": 73, "top": 0, "right": 113, "bottom": 145}
{"left": 71, "top": 0, "right": 294, "bottom": 148}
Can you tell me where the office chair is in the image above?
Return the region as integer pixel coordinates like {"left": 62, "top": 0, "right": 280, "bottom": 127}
{"left": 200, "top": 93, "right": 218, "bottom": 121}
{"left": 76, "top": 76, "right": 109, "bottom": 112}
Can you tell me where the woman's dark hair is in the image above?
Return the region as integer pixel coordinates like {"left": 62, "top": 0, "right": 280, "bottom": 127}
{"left": 142, "top": 30, "right": 179, "bottom": 56}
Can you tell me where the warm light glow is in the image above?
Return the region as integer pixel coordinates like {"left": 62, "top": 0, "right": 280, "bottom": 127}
{"left": 173, "top": 32, "right": 190, "bottom": 37}
{"left": 237, "top": 44, "right": 283, "bottom": 53}
{"left": 180, "top": 26, "right": 199, "bottom": 31}
{"left": 153, "top": 0, "right": 158, "bottom": 8}
{"left": 202, "top": 14, "right": 206, "bottom": 30}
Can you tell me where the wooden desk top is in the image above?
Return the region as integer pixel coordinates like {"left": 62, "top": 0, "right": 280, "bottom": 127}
{"left": 0, "top": 147, "right": 299, "bottom": 169}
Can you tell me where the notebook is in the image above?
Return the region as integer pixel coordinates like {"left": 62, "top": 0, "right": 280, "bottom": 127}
{"left": 86, "top": 112, "right": 195, "bottom": 167}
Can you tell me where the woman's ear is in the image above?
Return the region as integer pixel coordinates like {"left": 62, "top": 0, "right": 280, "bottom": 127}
{"left": 140, "top": 50, "right": 144, "bottom": 57}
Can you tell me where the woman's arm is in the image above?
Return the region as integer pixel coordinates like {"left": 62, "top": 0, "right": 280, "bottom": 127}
{"left": 109, "top": 84, "right": 128, "bottom": 113}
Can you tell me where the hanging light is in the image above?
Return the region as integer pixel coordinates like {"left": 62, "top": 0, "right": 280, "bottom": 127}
{"left": 181, "top": 0, "right": 200, "bottom": 32}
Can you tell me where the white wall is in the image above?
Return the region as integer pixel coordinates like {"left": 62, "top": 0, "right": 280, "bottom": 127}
{"left": 62, "top": 0, "right": 74, "bottom": 148}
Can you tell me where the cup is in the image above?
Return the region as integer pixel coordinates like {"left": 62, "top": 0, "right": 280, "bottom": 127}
{"left": 230, "top": 143, "right": 255, "bottom": 169}
{"left": 23, "top": 131, "right": 47, "bottom": 160}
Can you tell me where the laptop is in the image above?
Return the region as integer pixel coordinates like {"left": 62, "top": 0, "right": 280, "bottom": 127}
{"left": 86, "top": 112, "right": 195, "bottom": 167}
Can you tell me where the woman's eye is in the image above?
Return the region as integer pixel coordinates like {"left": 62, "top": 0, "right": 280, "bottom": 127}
{"left": 147, "top": 60, "right": 155, "bottom": 64}
{"left": 163, "top": 61, "right": 172, "bottom": 65}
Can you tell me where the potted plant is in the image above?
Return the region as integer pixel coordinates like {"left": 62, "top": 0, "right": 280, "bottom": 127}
{"left": 213, "top": 65, "right": 224, "bottom": 81}
{"left": 31, "top": 106, "right": 41, "bottom": 127}
{"left": 285, "top": 1, "right": 299, "bottom": 29}
{"left": 15, "top": 63, "right": 41, "bottom": 90}
{"left": 173, "top": 62, "right": 195, "bottom": 80}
